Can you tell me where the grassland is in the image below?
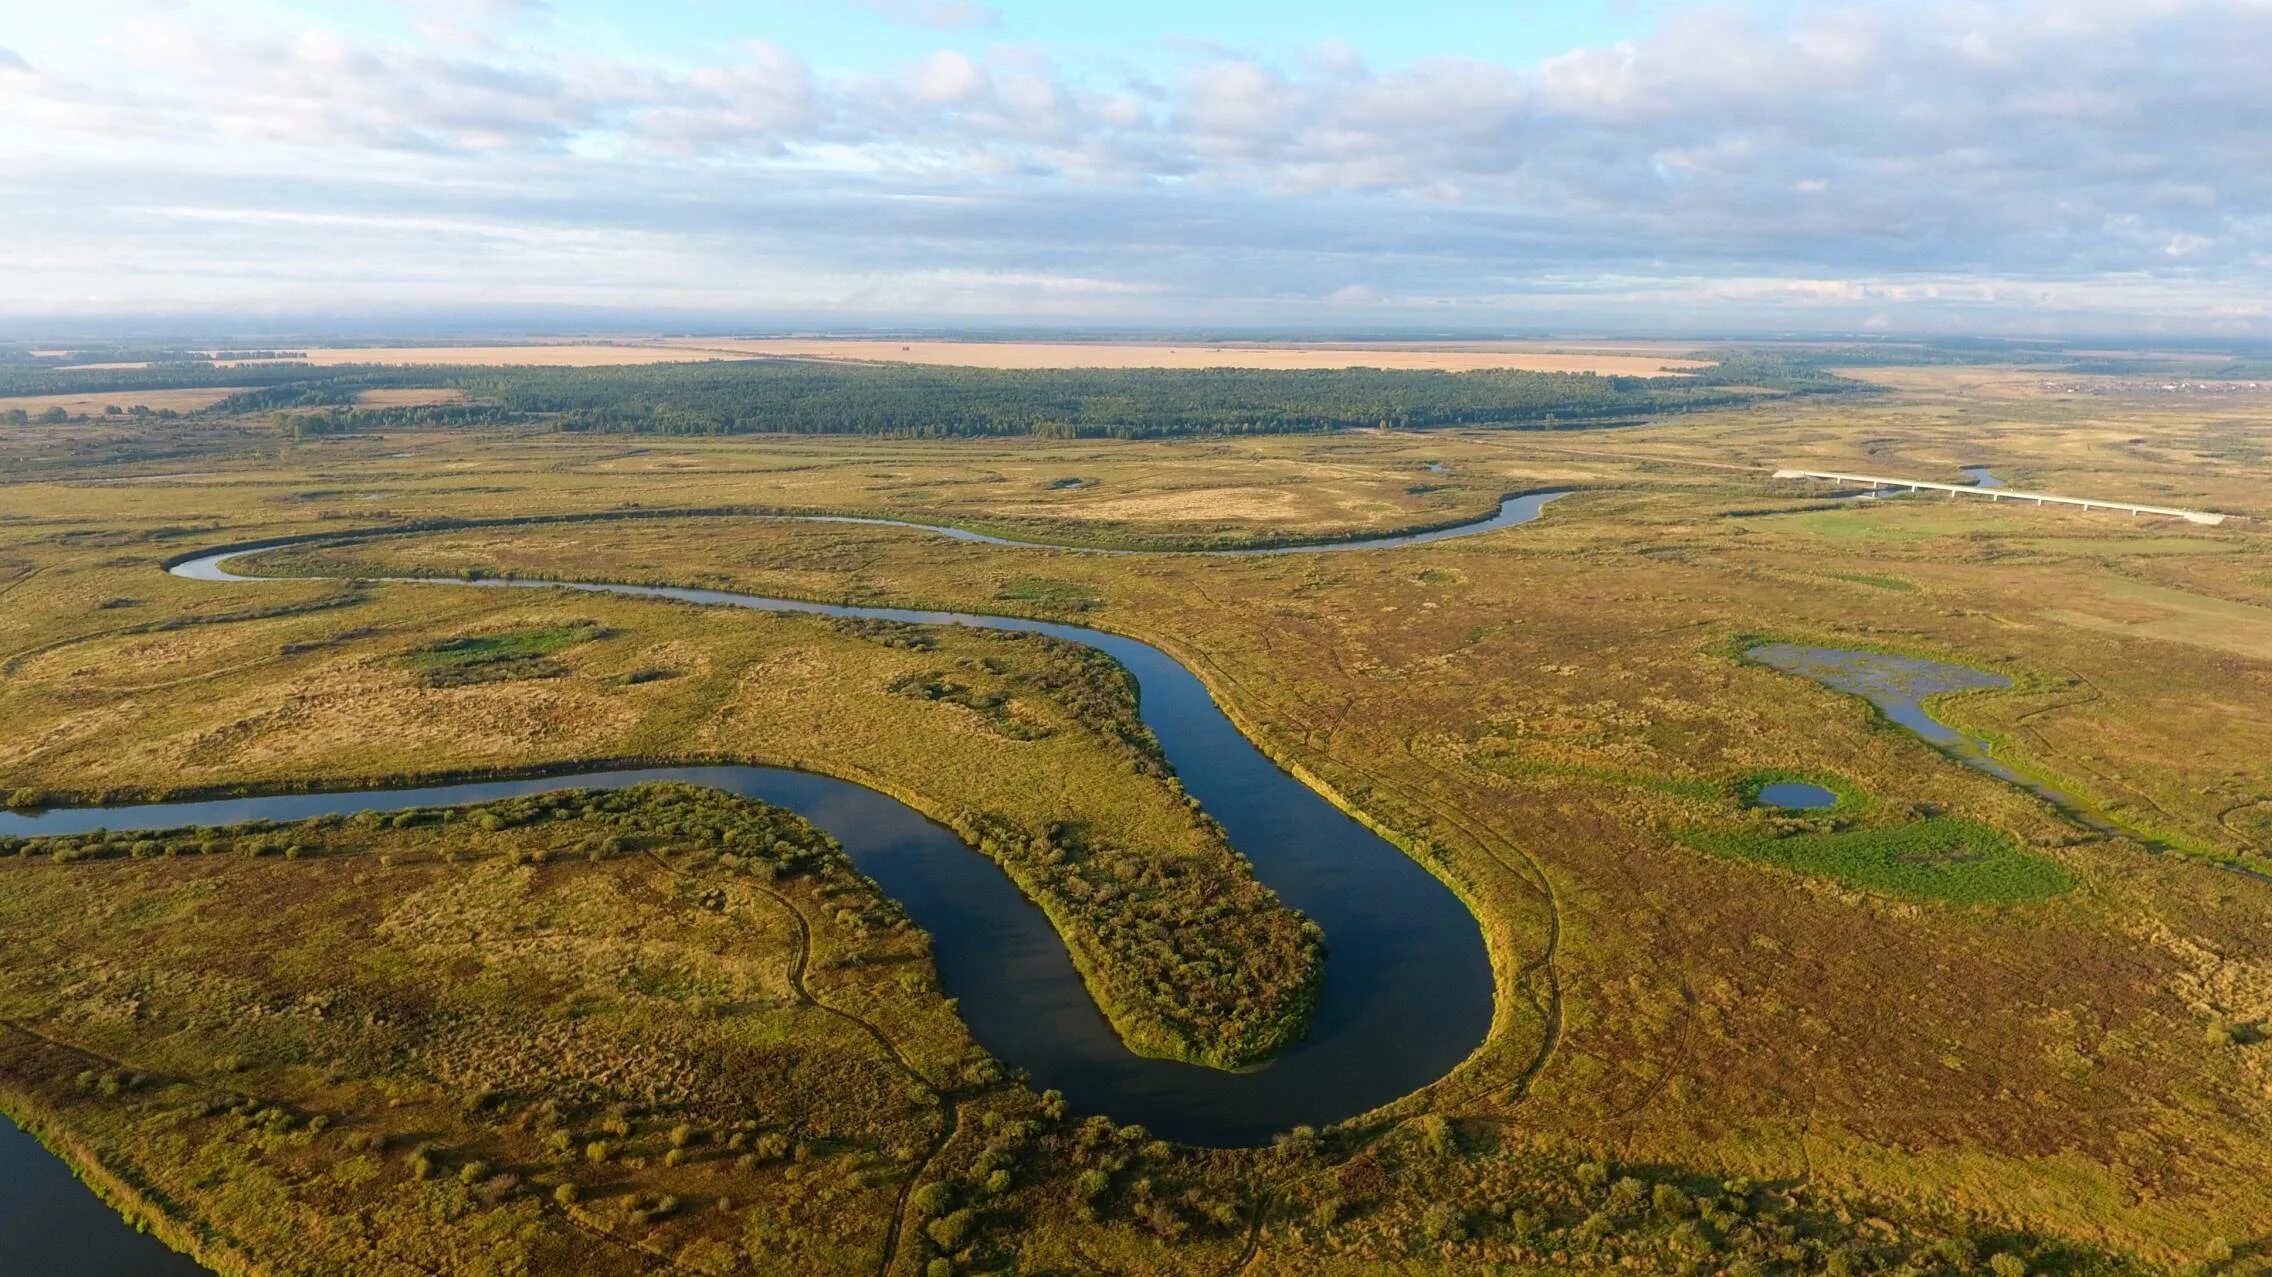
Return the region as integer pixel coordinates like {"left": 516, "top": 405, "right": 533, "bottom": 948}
{"left": 1684, "top": 817, "right": 2076, "bottom": 903}
{"left": 2, "top": 788, "right": 2119, "bottom": 1277}
{"left": 0, "top": 784, "right": 971, "bottom": 1274}
{"left": 0, "top": 367, "right": 2270, "bottom": 1273}
{"left": 406, "top": 621, "right": 605, "bottom": 687}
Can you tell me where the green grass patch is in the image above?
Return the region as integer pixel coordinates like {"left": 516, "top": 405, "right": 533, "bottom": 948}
{"left": 405, "top": 621, "right": 602, "bottom": 687}
{"left": 1762, "top": 506, "right": 2019, "bottom": 544}
{"left": 1684, "top": 817, "right": 2073, "bottom": 903}
{"left": 1828, "top": 571, "right": 1916, "bottom": 591}
{"left": 994, "top": 577, "right": 1102, "bottom": 611}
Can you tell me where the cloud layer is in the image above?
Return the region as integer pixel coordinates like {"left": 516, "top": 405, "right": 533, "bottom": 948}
{"left": 4, "top": 0, "right": 2269, "bottom": 332}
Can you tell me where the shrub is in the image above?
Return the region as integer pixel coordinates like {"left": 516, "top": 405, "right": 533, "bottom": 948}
{"left": 554, "top": 1182, "right": 580, "bottom": 1207}
{"left": 1420, "top": 1201, "right": 1466, "bottom": 1243}
{"left": 1990, "top": 1254, "right": 2028, "bottom": 1277}
{"left": 925, "top": 1208, "right": 975, "bottom": 1251}
{"left": 1413, "top": 1114, "right": 1459, "bottom": 1157}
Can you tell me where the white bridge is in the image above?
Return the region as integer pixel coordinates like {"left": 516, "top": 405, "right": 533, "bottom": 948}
{"left": 1772, "top": 469, "right": 2229, "bottom": 526}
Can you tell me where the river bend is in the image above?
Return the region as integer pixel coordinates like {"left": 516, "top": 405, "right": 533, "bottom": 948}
{"left": 9, "top": 495, "right": 1567, "bottom": 1157}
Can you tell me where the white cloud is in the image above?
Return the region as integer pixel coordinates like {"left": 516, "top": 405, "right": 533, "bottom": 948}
{"left": 909, "top": 50, "right": 989, "bottom": 104}
{"left": 857, "top": 0, "right": 1001, "bottom": 32}
{"left": 2, "top": 0, "right": 2271, "bottom": 330}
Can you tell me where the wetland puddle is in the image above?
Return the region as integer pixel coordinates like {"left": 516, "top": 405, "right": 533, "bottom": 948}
{"left": 1757, "top": 781, "right": 1838, "bottom": 809}
{"left": 1747, "top": 643, "right": 2075, "bottom": 810}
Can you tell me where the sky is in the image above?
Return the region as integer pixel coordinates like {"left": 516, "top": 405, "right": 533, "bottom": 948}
{"left": 2, "top": 0, "right": 2268, "bottom": 336}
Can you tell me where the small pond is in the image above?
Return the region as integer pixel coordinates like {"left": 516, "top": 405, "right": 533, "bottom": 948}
{"left": 1960, "top": 465, "right": 2006, "bottom": 490}
{"left": 1756, "top": 781, "right": 1839, "bottom": 810}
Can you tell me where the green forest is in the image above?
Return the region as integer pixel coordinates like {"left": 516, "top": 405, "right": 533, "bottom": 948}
{"left": 1, "top": 351, "right": 1871, "bottom": 439}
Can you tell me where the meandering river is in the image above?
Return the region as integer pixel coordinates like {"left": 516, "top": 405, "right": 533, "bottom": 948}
{"left": 1, "top": 495, "right": 1570, "bottom": 1274}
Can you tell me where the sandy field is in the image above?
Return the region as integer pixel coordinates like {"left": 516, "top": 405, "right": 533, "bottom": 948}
{"left": 241, "top": 345, "right": 736, "bottom": 368}
{"left": 354, "top": 387, "right": 472, "bottom": 407}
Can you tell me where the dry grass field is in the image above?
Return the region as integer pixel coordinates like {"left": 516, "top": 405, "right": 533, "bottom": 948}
{"left": 1, "top": 370, "right": 2270, "bottom": 1273}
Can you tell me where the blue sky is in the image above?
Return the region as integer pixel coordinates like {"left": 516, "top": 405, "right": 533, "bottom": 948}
{"left": 558, "top": 1, "right": 1662, "bottom": 75}
{"left": 8, "top": 1, "right": 1665, "bottom": 76}
{"left": 1, "top": 0, "right": 2266, "bottom": 335}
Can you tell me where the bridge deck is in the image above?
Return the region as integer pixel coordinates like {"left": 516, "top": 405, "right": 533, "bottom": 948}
{"left": 1772, "top": 469, "right": 2227, "bottom": 526}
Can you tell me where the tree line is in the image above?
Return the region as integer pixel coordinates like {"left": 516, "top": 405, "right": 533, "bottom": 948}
{"left": 213, "top": 354, "right": 1859, "bottom": 439}
{"left": 4, "top": 349, "right": 1882, "bottom": 440}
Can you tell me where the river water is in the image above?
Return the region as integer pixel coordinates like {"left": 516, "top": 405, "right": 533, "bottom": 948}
{"left": 2, "top": 494, "right": 1569, "bottom": 1272}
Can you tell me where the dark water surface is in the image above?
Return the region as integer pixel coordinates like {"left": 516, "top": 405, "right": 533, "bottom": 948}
{"left": 4, "top": 496, "right": 1577, "bottom": 1271}
{"left": 0, "top": 1120, "right": 208, "bottom": 1277}
{"left": 1747, "top": 643, "right": 2075, "bottom": 809}
{"left": 1756, "top": 781, "right": 1838, "bottom": 809}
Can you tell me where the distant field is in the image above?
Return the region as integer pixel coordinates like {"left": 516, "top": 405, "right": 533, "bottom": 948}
{"left": 653, "top": 337, "right": 1716, "bottom": 374}
{"left": 0, "top": 387, "right": 246, "bottom": 415}
{"left": 251, "top": 345, "right": 735, "bottom": 368}
{"left": 353, "top": 387, "right": 470, "bottom": 407}
{"left": 37, "top": 339, "right": 1717, "bottom": 374}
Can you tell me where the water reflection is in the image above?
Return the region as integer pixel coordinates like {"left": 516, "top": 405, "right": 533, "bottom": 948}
{"left": 1747, "top": 643, "right": 2073, "bottom": 808}
{"left": 0, "top": 1119, "right": 207, "bottom": 1277}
